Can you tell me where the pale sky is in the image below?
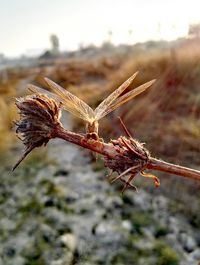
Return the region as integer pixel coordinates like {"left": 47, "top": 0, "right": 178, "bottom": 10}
{"left": 0, "top": 0, "right": 200, "bottom": 57}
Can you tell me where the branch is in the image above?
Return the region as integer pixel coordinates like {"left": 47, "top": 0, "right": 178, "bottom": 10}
{"left": 148, "top": 158, "right": 200, "bottom": 181}
{"left": 55, "top": 126, "right": 200, "bottom": 182}
{"left": 13, "top": 94, "right": 200, "bottom": 191}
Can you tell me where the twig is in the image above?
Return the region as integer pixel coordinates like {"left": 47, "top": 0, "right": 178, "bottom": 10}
{"left": 147, "top": 158, "right": 200, "bottom": 181}
{"left": 13, "top": 93, "right": 200, "bottom": 191}
{"left": 55, "top": 126, "right": 200, "bottom": 182}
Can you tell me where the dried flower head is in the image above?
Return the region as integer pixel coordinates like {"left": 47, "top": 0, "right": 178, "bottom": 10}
{"left": 105, "top": 136, "right": 160, "bottom": 193}
{"left": 13, "top": 93, "right": 61, "bottom": 170}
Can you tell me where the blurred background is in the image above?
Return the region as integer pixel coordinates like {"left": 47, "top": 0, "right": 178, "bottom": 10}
{"left": 0, "top": 0, "right": 200, "bottom": 264}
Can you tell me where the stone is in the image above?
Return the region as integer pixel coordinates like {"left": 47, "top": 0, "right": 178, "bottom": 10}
{"left": 133, "top": 190, "right": 152, "bottom": 210}
{"left": 60, "top": 233, "right": 77, "bottom": 252}
{"left": 179, "top": 232, "right": 196, "bottom": 253}
{"left": 104, "top": 196, "right": 123, "bottom": 210}
{"left": 11, "top": 256, "right": 26, "bottom": 265}
{"left": 152, "top": 195, "right": 168, "bottom": 211}
{"left": 95, "top": 222, "right": 108, "bottom": 236}
{"left": 121, "top": 220, "right": 132, "bottom": 231}
{"left": 0, "top": 218, "right": 16, "bottom": 231}
{"left": 188, "top": 248, "right": 200, "bottom": 260}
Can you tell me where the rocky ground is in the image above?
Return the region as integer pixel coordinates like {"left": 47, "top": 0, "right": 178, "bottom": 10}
{"left": 0, "top": 112, "right": 200, "bottom": 265}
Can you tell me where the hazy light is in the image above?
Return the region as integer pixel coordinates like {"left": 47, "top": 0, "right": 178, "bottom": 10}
{"left": 0, "top": 0, "right": 200, "bottom": 57}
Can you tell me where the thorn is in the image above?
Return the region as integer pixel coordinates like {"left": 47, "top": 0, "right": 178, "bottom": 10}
{"left": 12, "top": 147, "right": 34, "bottom": 171}
{"left": 120, "top": 180, "right": 138, "bottom": 195}
{"left": 118, "top": 116, "right": 132, "bottom": 137}
{"left": 121, "top": 183, "right": 129, "bottom": 195}
{"left": 120, "top": 174, "right": 138, "bottom": 195}
{"left": 111, "top": 166, "right": 138, "bottom": 183}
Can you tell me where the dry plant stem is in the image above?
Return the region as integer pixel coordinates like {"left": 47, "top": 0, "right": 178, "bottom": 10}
{"left": 148, "top": 158, "right": 200, "bottom": 181}
{"left": 14, "top": 93, "right": 200, "bottom": 184}
{"left": 54, "top": 126, "right": 200, "bottom": 182}
{"left": 54, "top": 126, "right": 117, "bottom": 157}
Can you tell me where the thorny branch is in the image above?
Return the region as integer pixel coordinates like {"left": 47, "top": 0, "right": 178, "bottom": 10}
{"left": 13, "top": 94, "right": 200, "bottom": 192}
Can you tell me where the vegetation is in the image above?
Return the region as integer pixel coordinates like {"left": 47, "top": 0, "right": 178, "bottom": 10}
{"left": 1, "top": 39, "right": 200, "bottom": 264}
{"left": 0, "top": 69, "right": 20, "bottom": 151}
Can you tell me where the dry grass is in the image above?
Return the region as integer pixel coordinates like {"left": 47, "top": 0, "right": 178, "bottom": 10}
{"left": 95, "top": 42, "right": 200, "bottom": 164}
{"left": 0, "top": 100, "right": 18, "bottom": 150}
{"left": 23, "top": 41, "right": 200, "bottom": 165}
{"left": 1, "top": 40, "right": 200, "bottom": 162}
{"left": 0, "top": 70, "right": 20, "bottom": 151}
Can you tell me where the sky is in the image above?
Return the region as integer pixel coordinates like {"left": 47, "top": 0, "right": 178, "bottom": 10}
{"left": 0, "top": 0, "right": 200, "bottom": 57}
